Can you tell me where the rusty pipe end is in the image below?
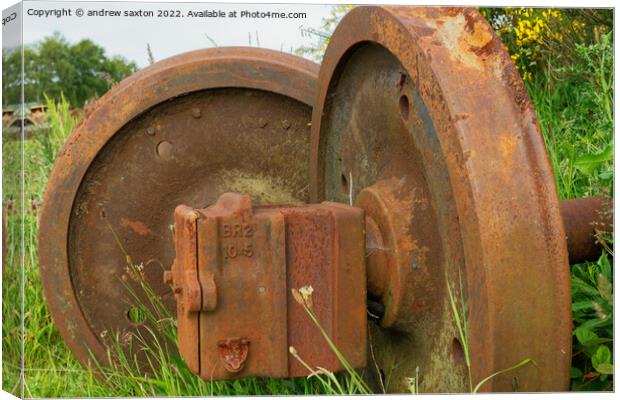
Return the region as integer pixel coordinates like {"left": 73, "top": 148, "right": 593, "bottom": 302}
{"left": 561, "top": 196, "right": 613, "bottom": 264}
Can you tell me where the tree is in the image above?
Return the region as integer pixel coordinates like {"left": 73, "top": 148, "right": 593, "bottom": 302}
{"left": 2, "top": 33, "right": 137, "bottom": 107}
{"left": 295, "top": 6, "right": 353, "bottom": 62}
{"left": 2, "top": 46, "right": 40, "bottom": 106}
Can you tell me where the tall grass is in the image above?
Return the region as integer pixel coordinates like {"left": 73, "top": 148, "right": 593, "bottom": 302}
{"left": 40, "top": 94, "right": 76, "bottom": 170}
{"left": 528, "top": 33, "right": 613, "bottom": 200}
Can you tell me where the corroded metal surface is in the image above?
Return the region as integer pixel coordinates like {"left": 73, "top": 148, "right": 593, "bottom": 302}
{"left": 561, "top": 196, "right": 613, "bottom": 264}
{"left": 310, "top": 6, "right": 571, "bottom": 393}
{"left": 38, "top": 48, "right": 319, "bottom": 371}
{"left": 170, "top": 193, "right": 366, "bottom": 380}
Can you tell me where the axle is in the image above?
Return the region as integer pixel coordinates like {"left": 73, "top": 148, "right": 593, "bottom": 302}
{"left": 167, "top": 190, "right": 612, "bottom": 380}
{"left": 366, "top": 196, "right": 612, "bottom": 301}
{"left": 560, "top": 196, "right": 612, "bottom": 264}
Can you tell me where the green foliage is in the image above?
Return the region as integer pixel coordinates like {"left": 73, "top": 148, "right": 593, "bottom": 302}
{"left": 295, "top": 6, "right": 352, "bottom": 62}
{"left": 86, "top": 261, "right": 344, "bottom": 396}
{"left": 570, "top": 253, "right": 613, "bottom": 390}
{"left": 576, "top": 144, "right": 613, "bottom": 176}
{"left": 480, "top": 8, "right": 612, "bottom": 81}
{"left": 2, "top": 33, "right": 137, "bottom": 107}
{"left": 2, "top": 95, "right": 77, "bottom": 396}
{"left": 40, "top": 94, "right": 77, "bottom": 167}
{"left": 526, "top": 32, "right": 613, "bottom": 199}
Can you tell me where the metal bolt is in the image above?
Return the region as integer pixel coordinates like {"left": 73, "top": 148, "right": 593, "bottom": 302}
{"left": 282, "top": 119, "right": 291, "bottom": 130}
{"left": 185, "top": 280, "right": 202, "bottom": 312}
{"left": 191, "top": 108, "right": 201, "bottom": 119}
{"left": 146, "top": 126, "right": 156, "bottom": 136}
{"left": 202, "top": 272, "right": 218, "bottom": 312}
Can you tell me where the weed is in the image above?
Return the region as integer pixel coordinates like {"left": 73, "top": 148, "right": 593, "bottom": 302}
{"left": 39, "top": 94, "right": 76, "bottom": 168}
{"left": 570, "top": 252, "right": 614, "bottom": 390}
{"left": 445, "top": 271, "right": 472, "bottom": 392}
{"left": 290, "top": 286, "right": 373, "bottom": 394}
{"left": 446, "top": 273, "right": 535, "bottom": 393}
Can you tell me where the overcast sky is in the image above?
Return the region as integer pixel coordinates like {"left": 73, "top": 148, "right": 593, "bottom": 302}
{"left": 3, "top": 1, "right": 334, "bottom": 66}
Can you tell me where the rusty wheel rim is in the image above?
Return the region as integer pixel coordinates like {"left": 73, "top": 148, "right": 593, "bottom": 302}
{"left": 39, "top": 47, "right": 318, "bottom": 370}
{"left": 311, "top": 7, "right": 571, "bottom": 393}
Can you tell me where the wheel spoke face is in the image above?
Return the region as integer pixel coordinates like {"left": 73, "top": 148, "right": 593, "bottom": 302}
{"left": 70, "top": 89, "right": 312, "bottom": 357}
{"left": 39, "top": 48, "right": 318, "bottom": 372}
{"left": 317, "top": 41, "right": 469, "bottom": 393}
{"left": 311, "top": 6, "right": 571, "bottom": 393}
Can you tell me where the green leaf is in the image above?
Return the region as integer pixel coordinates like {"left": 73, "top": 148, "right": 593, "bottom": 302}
{"left": 570, "top": 367, "right": 583, "bottom": 379}
{"left": 599, "top": 170, "right": 613, "bottom": 181}
{"left": 594, "top": 363, "right": 614, "bottom": 375}
{"left": 575, "top": 144, "right": 613, "bottom": 175}
{"left": 472, "top": 359, "right": 534, "bottom": 393}
{"left": 581, "top": 338, "right": 613, "bottom": 347}
{"left": 592, "top": 345, "right": 611, "bottom": 368}
{"left": 597, "top": 254, "right": 612, "bottom": 282}
{"left": 575, "top": 326, "right": 598, "bottom": 346}
{"left": 578, "top": 316, "right": 612, "bottom": 332}
{"left": 572, "top": 300, "right": 595, "bottom": 312}
{"left": 572, "top": 276, "right": 601, "bottom": 298}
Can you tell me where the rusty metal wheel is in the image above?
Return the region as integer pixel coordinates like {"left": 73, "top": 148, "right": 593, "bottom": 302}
{"left": 310, "top": 7, "right": 571, "bottom": 393}
{"left": 39, "top": 48, "right": 318, "bottom": 371}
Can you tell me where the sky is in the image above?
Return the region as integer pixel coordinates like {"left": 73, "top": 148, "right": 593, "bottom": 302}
{"left": 3, "top": 1, "right": 334, "bottom": 66}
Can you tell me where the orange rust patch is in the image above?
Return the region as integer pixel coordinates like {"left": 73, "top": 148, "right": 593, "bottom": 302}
{"left": 463, "top": 20, "right": 493, "bottom": 52}
{"left": 426, "top": 11, "right": 493, "bottom": 72}
{"left": 499, "top": 133, "right": 517, "bottom": 163}
{"left": 498, "top": 133, "right": 518, "bottom": 183}
{"left": 120, "top": 218, "right": 153, "bottom": 236}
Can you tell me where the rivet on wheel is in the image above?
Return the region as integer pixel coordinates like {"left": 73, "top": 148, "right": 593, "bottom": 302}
{"left": 156, "top": 141, "right": 174, "bottom": 161}
{"left": 191, "top": 108, "right": 202, "bottom": 119}
{"left": 146, "top": 126, "right": 156, "bottom": 136}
